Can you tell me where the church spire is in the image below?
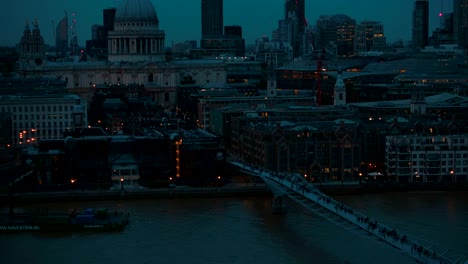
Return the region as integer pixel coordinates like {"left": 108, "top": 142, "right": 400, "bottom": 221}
{"left": 24, "top": 19, "right": 30, "bottom": 31}
{"left": 333, "top": 70, "right": 346, "bottom": 106}
{"left": 18, "top": 18, "right": 45, "bottom": 67}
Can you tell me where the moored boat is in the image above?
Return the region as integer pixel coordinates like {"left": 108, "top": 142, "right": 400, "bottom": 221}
{"left": 0, "top": 208, "right": 129, "bottom": 232}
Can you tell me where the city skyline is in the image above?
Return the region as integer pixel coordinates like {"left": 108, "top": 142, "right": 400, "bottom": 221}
{"left": 1, "top": 0, "right": 454, "bottom": 47}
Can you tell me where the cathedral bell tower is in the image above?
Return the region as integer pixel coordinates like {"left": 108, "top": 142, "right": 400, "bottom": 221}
{"left": 19, "top": 19, "right": 45, "bottom": 69}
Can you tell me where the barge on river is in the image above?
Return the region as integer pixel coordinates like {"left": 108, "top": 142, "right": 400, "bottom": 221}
{"left": 0, "top": 208, "right": 129, "bottom": 232}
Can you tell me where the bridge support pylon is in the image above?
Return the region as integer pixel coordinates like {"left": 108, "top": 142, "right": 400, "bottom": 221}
{"left": 272, "top": 194, "right": 287, "bottom": 214}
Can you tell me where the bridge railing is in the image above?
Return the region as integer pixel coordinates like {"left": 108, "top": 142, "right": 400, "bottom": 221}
{"left": 231, "top": 161, "right": 460, "bottom": 264}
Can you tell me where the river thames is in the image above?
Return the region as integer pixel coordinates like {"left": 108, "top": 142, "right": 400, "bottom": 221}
{"left": 1, "top": 190, "right": 467, "bottom": 264}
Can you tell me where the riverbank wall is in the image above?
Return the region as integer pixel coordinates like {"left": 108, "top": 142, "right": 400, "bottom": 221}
{"left": 0, "top": 185, "right": 272, "bottom": 205}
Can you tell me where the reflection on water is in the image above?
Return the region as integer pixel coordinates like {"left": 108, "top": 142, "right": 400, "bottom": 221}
{"left": 1, "top": 192, "right": 467, "bottom": 264}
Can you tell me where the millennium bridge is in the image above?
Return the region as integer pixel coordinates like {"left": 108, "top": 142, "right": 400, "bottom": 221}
{"left": 230, "top": 161, "right": 467, "bottom": 264}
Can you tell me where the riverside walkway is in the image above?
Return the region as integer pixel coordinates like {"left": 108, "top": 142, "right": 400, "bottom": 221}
{"left": 230, "top": 161, "right": 467, "bottom": 264}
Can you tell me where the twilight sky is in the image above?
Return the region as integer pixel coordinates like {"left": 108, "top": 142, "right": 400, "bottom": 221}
{"left": 1, "top": 0, "right": 453, "bottom": 47}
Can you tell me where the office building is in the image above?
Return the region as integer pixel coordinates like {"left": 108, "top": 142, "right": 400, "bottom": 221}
{"left": 0, "top": 94, "right": 87, "bottom": 147}
{"left": 316, "top": 14, "right": 356, "bottom": 56}
{"left": 285, "top": 0, "right": 305, "bottom": 57}
{"left": 55, "top": 13, "right": 68, "bottom": 57}
{"left": 103, "top": 8, "right": 116, "bottom": 32}
{"left": 386, "top": 134, "right": 468, "bottom": 183}
{"left": 412, "top": 0, "right": 429, "bottom": 50}
{"left": 354, "top": 20, "right": 386, "bottom": 55}
{"left": 454, "top": 0, "right": 468, "bottom": 50}
{"left": 201, "top": 0, "right": 223, "bottom": 39}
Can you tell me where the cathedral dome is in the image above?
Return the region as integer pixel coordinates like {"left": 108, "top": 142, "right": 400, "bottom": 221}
{"left": 115, "top": 0, "right": 158, "bottom": 21}
{"left": 108, "top": 0, "right": 165, "bottom": 63}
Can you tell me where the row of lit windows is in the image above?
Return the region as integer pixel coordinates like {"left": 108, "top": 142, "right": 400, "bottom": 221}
{"left": 412, "top": 153, "right": 468, "bottom": 159}
{"left": 0, "top": 104, "right": 73, "bottom": 113}
{"left": 13, "top": 129, "right": 65, "bottom": 141}
{"left": 112, "top": 169, "right": 138, "bottom": 176}
{"left": 388, "top": 137, "right": 468, "bottom": 144}
{"left": 12, "top": 114, "right": 68, "bottom": 121}
{"left": 412, "top": 167, "right": 468, "bottom": 173}
{"left": 15, "top": 128, "right": 65, "bottom": 136}
{"left": 411, "top": 160, "right": 468, "bottom": 166}
{"left": 14, "top": 121, "right": 70, "bottom": 128}
{"left": 116, "top": 22, "right": 155, "bottom": 28}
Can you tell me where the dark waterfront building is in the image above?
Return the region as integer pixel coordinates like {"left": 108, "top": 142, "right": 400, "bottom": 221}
{"left": 19, "top": 127, "right": 225, "bottom": 191}
{"left": 385, "top": 132, "right": 468, "bottom": 183}
{"left": 412, "top": 0, "right": 429, "bottom": 50}
{"left": 201, "top": 0, "right": 223, "bottom": 39}
{"left": 0, "top": 113, "right": 12, "bottom": 163}
{"left": 173, "top": 129, "right": 225, "bottom": 186}
{"left": 229, "top": 116, "right": 362, "bottom": 182}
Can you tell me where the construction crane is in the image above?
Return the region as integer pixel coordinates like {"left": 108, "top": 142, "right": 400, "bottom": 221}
{"left": 70, "top": 12, "right": 78, "bottom": 56}
{"left": 315, "top": 48, "right": 325, "bottom": 107}
{"left": 51, "top": 19, "right": 56, "bottom": 48}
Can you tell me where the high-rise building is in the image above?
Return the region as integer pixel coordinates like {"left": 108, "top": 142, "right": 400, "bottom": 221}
{"left": 285, "top": 0, "right": 305, "bottom": 33}
{"left": 224, "top": 25, "right": 242, "bottom": 39}
{"left": 354, "top": 20, "right": 386, "bottom": 55}
{"left": 316, "top": 14, "right": 356, "bottom": 56}
{"left": 86, "top": 8, "right": 116, "bottom": 57}
{"left": 103, "top": 8, "right": 116, "bottom": 32}
{"left": 224, "top": 25, "right": 245, "bottom": 56}
{"left": 270, "top": 0, "right": 307, "bottom": 58}
{"left": 284, "top": 0, "right": 305, "bottom": 57}
{"left": 453, "top": 0, "right": 468, "bottom": 50}
{"left": 201, "top": 0, "right": 223, "bottom": 38}
{"left": 412, "top": 0, "right": 429, "bottom": 50}
{"left": 443, "top": 13, "right": 454, "bottom": 33}
{"left": 56, "top": 13, "right": 68, "bottom": 56}
{"left": 272, "top": 20, "right": 291, "bottom": 44}
{"left": 199, "top": 1, "right": 245, "bottom": 56}
{"left": 431, "top": 12, "right": 454, "bottom": 45}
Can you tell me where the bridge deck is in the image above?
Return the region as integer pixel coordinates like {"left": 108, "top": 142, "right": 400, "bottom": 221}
{"left": 231, "top": 161, "right": 467, "bottom": 264}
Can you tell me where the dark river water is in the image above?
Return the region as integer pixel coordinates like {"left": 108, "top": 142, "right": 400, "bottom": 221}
{"left": 1, "top": 191, "right": 467, "bottom": 264}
